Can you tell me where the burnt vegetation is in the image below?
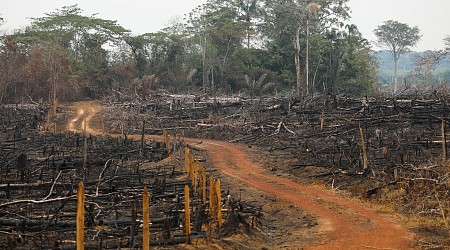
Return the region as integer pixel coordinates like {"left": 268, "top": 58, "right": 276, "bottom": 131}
{"left": 1, "top": 1, "right": 450, "bottom": 249}
{"left": 99, "top": 89, "right": 450, "bottom": 248}
{"left": 1, "top": 86, "right": 450, "bottom": 248}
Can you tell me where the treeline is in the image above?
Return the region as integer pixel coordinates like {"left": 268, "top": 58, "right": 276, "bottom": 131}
{"left": 377, "top": 50, "right": 450, "bottom": 85}
{"left": 0, "top": 0, "right": 377, "bottom": 104}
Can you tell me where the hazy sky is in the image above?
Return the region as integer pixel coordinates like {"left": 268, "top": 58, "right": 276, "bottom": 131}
{"left": 1, "top": 0, "right": 449, "bottom": 51}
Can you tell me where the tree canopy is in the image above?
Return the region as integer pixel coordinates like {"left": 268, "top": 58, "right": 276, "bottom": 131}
{"left": 374, "top": 20, "right": 421, "bottom": 92}
{"left": 0, "top": 2, "right": 381, "bottom": 104}
{"left": 374, "top": 20, "right": 421, "bottom": 61}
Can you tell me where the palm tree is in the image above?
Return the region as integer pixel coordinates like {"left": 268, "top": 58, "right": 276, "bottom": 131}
{"left": 237, "top": 0, "right": 260, "bottom": 48}
{"left": 244, "top": 74, "right": 275, "bottom": 99}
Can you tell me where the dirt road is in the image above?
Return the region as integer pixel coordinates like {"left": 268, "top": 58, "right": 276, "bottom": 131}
{"left": 192, "top": 139, "right": 414, "bottom": 249}
{"left": 69, "top": 102, "right": 414, "bottom": 249}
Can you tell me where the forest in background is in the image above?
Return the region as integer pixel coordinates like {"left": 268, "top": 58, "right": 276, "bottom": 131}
{"left": 0, "top": 0, "right": 447, "bottom": 104}
{"left": 377, "top": 51, "right": 450, "bottom": 85}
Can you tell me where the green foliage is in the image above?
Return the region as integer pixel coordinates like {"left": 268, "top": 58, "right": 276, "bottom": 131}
{"left": 25, "top": 5, "right": 128, "bottom": 98}
{"left": 374, "top": 20, "right": 421, "bottom": 91}
{"left": 262, "top": 0, "right": 307, "bottom": 41}
{"left": 260, "top": 0, "right": 376, "bottom": 96}
{"left": 377, "top": 50, "right": 450, "bottom": 85}
{"left": 0, "top": 5, "right": 131, "bottom": 101}
{"left": 124, "top": 35, "right": 150, "bottom": 78}
{"left": 184, "top": 0, "right": 261, "bottom": 94}
{"left": 314, "top": 0, "right": 350, "bottom": 29}
{"left": 0, "top": 2, "right": 381, "bottom": 103}
{"left": 243, "top": 74, "right": 275, "bottom": 97}
{"left": 29, "top": 5, "right": 128, "bottom": 43}
{"left": 374, "top": 20, "right": 421, "bottom": 61}
{"left": 338, "top": 47, "right": 377, "bottom": 95}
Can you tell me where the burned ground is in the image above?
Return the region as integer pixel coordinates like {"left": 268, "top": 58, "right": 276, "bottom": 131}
{"left": 1, "top": 91, "right": 450, "bottom": 249}
{"left": 100, "top": 91, "right": 450, "bottom": 248}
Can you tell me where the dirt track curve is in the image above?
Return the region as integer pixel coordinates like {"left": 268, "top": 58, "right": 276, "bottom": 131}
{"left": 69, "top": 102, "right": 414, "bottom": 249}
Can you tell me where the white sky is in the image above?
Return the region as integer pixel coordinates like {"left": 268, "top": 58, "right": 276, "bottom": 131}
{"left": 347, "top": 0, "right": 450, "bottom": 51}
{"left": 1, "top": 0, "right": 449, "bottom": 51}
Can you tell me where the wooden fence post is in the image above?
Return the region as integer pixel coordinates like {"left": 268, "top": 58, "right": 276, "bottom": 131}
{"left": 321, "top": 111, "right": 325, "bottom": 130}
{"left": 209, "top": 176, "right": 215, "bottom": 218}
{"left": 215, "top": 179, "right": 222, "bottom": 228}
{"left": 184, "top": 185, "right": 191, "bottom": 243}
{"left": 143, "top": 187, "right": 150, "bottom": 250}
{"left": 359, "top": 126, "right": 368, "bottom": 172}
{"left": 76, "top": 181, "right": 85, "bottom": 250}
{"left": 163, "top": 129, "right": 167, "bottom": 144}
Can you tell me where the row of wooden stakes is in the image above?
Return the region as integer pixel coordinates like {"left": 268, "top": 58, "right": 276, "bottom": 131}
{"left": 75, "top": 182, "right": 151, "bottom": 250}
{"left": 184, "top": 146, "right": 223, "bottom": 228}
{"left": 74, "top": 146, "right": 224, "bottom": 249}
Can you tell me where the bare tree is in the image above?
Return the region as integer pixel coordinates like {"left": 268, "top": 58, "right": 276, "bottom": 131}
{"left": 305, "top": 3, "right": 319, "bottom": 95}
{"left": 413, "top": 50, "right": 446, "bottom": 85}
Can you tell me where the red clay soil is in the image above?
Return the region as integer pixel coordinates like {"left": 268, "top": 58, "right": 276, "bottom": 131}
{"left": 188, "top": 139, "right": 414, "bottom": 249}
{"left": 70, "top": 102, "right": 415, "bottom": 249}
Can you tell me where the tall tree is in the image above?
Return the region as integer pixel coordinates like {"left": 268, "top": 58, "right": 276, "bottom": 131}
{"left": 13, "top": 5, "right": 129, "bottom": 99}
{"left": 124, "top": 35, "right": 150, "bottom": 79}
{"left": 26, "top": 43, "right": 73, "bottom": 101}
{"left": 237, "top": 0, "right": 263, "bottom": 49}
{"left": 305, "top": 3, "right": 319, "bottom": 95}
{"left": 0, "top": 37, "right": 27, "bottom": 103}
{"left": 336, "top": 25, "right": 377, "bottom": 95}
{"left": 374, "top": 20, "right": 421, "bottom": 93}
{"left": 307, "top": 0, "right": 350, "bottom": 94}
{"left": 263, "top": 0, "right": 307, "bottom": 97}
{"left": 262, "top": 0, "right": 351, "bottom": 98}
{"left": 187, "top": 0, "right": 248, "bottom": 94}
